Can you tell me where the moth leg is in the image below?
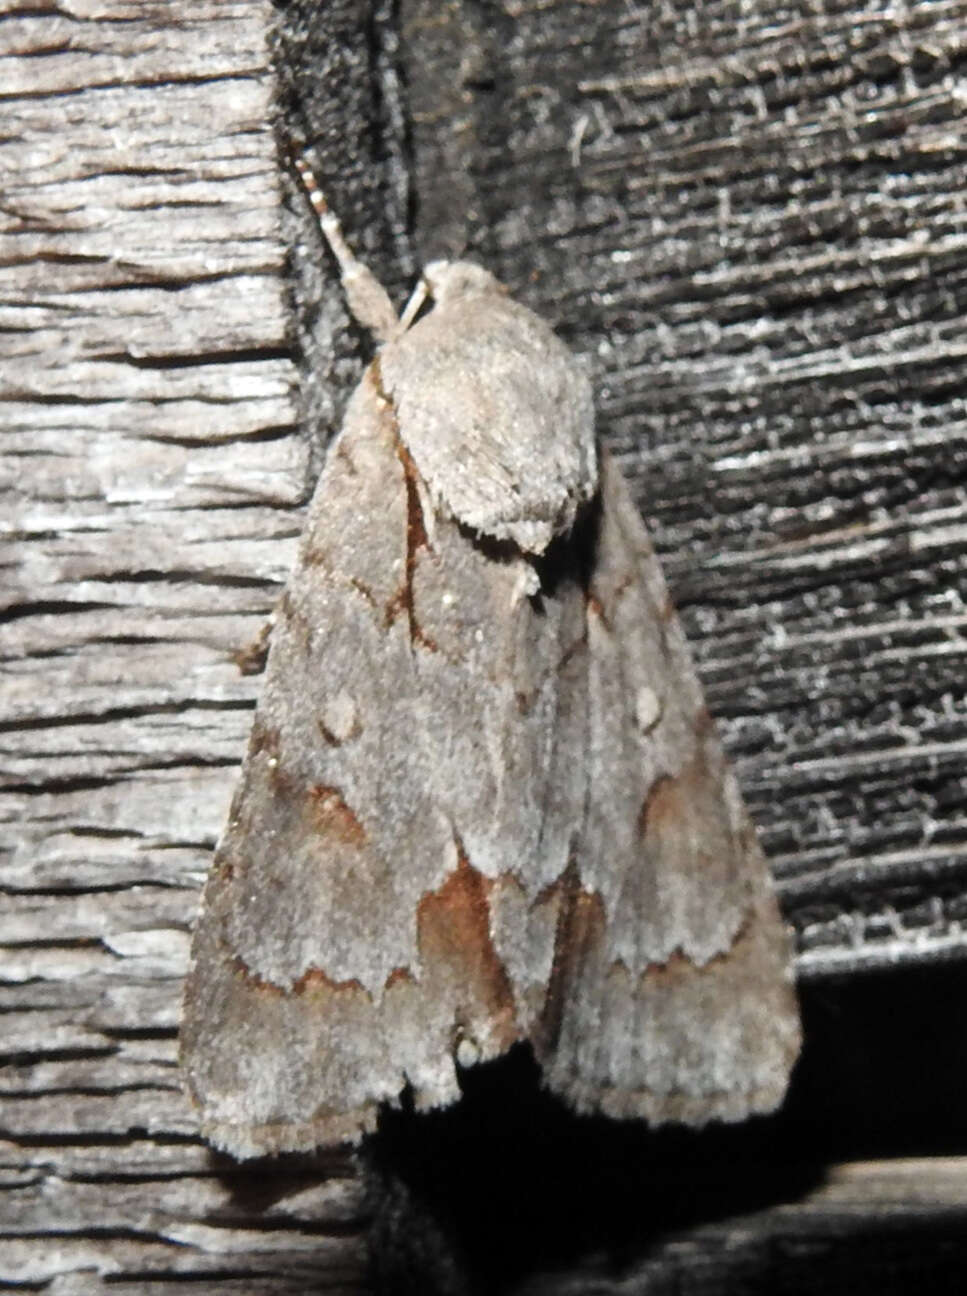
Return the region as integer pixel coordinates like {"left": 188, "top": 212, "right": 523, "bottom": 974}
{"left": 293, "top": 155, "right": 400, "bottom": 344}
{"left": 232, "top": 608, "right": 276, "bottom": 677}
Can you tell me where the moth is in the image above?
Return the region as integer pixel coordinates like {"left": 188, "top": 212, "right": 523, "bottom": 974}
{"left": 180, "top": 168, "right": 801, "bottom": 1157}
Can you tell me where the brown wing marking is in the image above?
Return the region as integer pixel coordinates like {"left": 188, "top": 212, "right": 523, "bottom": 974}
{"left": 372, "top": 355, "right": 439, "bottom": 652}
{"left": 534, "top": 861, "right": 607, "bottom": 1058}
{"left": 307, "top": 784, "right": 367, "bottom": 846}
{"left": 415, "top": 840, "right": 520, "bottom": 1059}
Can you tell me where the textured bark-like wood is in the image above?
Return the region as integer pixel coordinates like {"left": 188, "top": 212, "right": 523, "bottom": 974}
{"left": 5, "top": 0, "right": 967, "bottom": 1291}
{"left": 1, "top": 1, "right": 365, "bottom": 1289}
{"left": 514, "top": 1157, "right": 967, "bottom": 1296}
{"left": 395, "top": 0, "right": 967, "bottom": 981}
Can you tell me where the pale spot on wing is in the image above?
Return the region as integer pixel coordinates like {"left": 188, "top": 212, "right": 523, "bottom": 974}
{"left": 318, "top": 690, "right": 360, "bottom": 745}
{"left": 635, "top": 685, "right": 663, "bottom": 733}
{"left": 455, "top": 1035, "right": 482, "bottom": 1068}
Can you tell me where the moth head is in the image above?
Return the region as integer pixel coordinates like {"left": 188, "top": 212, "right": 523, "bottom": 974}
{"left": 423, "top": 260, "right": 506, "bottom": 305}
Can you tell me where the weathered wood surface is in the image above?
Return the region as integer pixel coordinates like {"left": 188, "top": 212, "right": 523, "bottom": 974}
{"left": 4, "top": 0, "right": 967, "bottom": 1290}
{"left": 392, "top": 0, "right": 967, "bottom": 980}
{"left": 511, "top": 1157, "right": 967, "bottom": 1296}
{"left": 1, "top": 1, "right": 366, "bottom": 1289}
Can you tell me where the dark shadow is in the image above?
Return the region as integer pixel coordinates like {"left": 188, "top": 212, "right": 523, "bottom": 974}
{"left": 363, "top": 956, "right": 967, "bottom": 1294}
{"left": 785, "top": 956, "right": 967, "bottom": 1160}
{"left": 210, "top": 1144, "right": 360, "bottom": 1229}
{"left": 365, "top": 1048, "right": 817, "bottom": 1295}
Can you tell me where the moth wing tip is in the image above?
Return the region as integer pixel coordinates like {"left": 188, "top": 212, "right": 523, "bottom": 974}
{"left": 197, "top": 1106, "right": 378, "bottom": 1159}
{"left": 546, "top": 1067, "right": 799, "bottom": 1130}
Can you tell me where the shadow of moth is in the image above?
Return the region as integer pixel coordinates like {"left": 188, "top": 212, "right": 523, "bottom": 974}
{"left": 180, "top": 166, "right": 801, "bottom": 1158}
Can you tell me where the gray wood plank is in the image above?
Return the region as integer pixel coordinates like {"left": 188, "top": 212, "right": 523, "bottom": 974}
{"left": 6, "top": 0, "right": 967, "bottom": 1291}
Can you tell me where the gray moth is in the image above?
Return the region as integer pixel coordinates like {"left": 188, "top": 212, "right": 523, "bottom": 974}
{"left": 179, "top": 169, "right": 801, "bottom": 1158}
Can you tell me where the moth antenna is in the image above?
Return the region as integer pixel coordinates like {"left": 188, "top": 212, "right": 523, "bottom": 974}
{"left": 398, "top": 276, "right": 430, "bottom": 332}
{"left": 293, "top": 155, "right": 400, "bottom": 344}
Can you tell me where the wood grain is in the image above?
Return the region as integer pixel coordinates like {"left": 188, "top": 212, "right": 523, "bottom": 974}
{"left": 5, "top": 0, "right": 967, "bottom": 1290}
{"left": 2, "top": 1, "right": 364, "bottom": 1288}
{"left": 397, "top": 0, "right": 967, "bottom": 980}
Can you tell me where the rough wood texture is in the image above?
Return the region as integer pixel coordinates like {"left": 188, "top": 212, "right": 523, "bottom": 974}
{"left": 5, "top": 0, "right": 967, "bottom": 1291}
{"left": 2, "top": 1, "right": 364, "bottom": 1289}
{"left": 512, "top": 1157, "right": 967, "bottom": 1295}
{"left": 394, "top": 0, "right": 967, "bottom": 979}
